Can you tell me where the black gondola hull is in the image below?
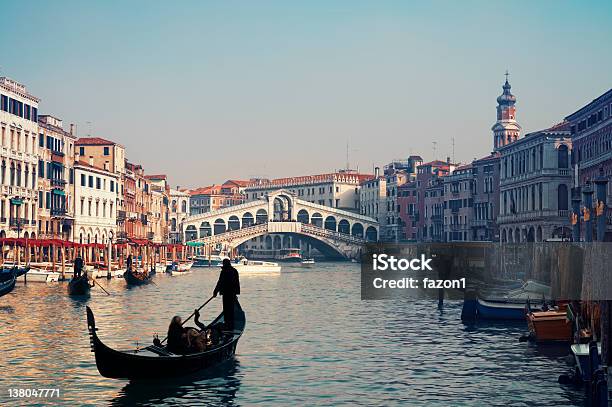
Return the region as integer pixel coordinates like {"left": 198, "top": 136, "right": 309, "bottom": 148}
{"left": 0, "top": 273, "right": 16, "bottom": 297}
{"left": 123, "top": 270, "right": 152, "bottom": 286}
{"left": 86, "top": 301, "right": 245, "bottom": 379}
{"left": 68, "top": 276, "right": 91, "bottom": 296}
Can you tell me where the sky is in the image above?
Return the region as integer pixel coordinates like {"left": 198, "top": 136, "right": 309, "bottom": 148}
{"left": 1, "top": 1, "right": 611, "bottom": 187}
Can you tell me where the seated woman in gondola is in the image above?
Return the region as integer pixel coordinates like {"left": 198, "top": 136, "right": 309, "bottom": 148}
{"left": 166, "top": 316, "right": 190, "bottom": 354}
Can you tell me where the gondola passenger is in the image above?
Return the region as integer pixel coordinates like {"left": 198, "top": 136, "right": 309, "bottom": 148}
{"left": 166, "top": 316, "right": 188, "bottom": 354}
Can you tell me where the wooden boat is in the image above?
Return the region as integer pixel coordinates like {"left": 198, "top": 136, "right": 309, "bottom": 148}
{"left": 123, "top": 268, "right": 153, "bottom": 285}
{"left": 0, "top": 272, "right": 16, "bottom": 297}
{"left": 1, "top": 265, "right": 30, "bottom": 278}
{"left": 68, "top": 275, "right": 92, "bottom": 296}
{"left": 571, "top": 342, "right": 602, "bottom": 381}
{"left": 476, "top": 297, "right": 530, "bottom": 320}
{"left": 527, "top": 308, "right": 572, "bottom": 342}
{"left": 86, "top": 300, "right": 246, "bottom": 379}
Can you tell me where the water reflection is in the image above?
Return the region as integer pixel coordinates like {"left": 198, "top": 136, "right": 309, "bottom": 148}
{"left": 0, "top": 262, "right": 587, "bottom": 406}
{"left": 110, "top": 360, "right": 242, "bottom": 407}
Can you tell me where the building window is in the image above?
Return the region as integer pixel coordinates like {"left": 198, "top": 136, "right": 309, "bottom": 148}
{"left": 81, "top": 174, "right": 86, "bottom": 186}
{"left": 88, "top": 176, "right": 93, "bottom": 188}
{"left": 79, "top": 146, "right": 85, "bottom": 156}
{"left": 96, "top": 177, "right": 101, "bottom": 189}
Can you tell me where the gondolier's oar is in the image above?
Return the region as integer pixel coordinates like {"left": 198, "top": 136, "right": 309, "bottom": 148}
{"left": 160, "top": 295, "right": 215, "bottom": 344}
{"left": 91, "top": 278, "right": 111, "bottom": 296}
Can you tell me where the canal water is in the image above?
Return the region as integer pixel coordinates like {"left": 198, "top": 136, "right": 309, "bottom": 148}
{"left": 0, "top": 262, "right": 587, "bottom": 406}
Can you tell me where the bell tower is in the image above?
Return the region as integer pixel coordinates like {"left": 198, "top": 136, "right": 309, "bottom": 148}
{"left": 492, "top": 71, "right": 521, "bottom": 150}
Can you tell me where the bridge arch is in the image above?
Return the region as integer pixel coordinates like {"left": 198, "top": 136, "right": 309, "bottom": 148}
{"left": 365, "top": 226, "right": 377, "bottom": 242}
{"left": 311, "top": 213, "right": 323, "bottom": 227}
{"left": 242, "top": 212, "right": 254, "bottom": 228}
{"left": 186, "top": 225, "right": 197, "bottom": 241}
{"left": 214, "top": 219, "right": 226, "bottom": 235}
{"left": 200, "top": 221, "right": 212, "bottom": 238}
{"left": 228, "top": 215, "right": 240, "bottom": 231}
{"left": 256, "top": 209, "right": 268, "bottom": 224}
{"left": 352, "top": 222, "right": 364, "bottom": 238}
{"left": 297, "top": 209, "right": 309, "bottom": 224}
{"left": 338, "top": 219, "right": 350, "bottom": 234}
{"left": 324, "top": 216, "right": 336, "bottom": 231}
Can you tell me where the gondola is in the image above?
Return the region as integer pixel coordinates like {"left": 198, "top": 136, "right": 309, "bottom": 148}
{"left": 123, "top": 268, "right": 153, "bottom": 286}
{"left": 86, "top": 300, "right": 246, "bottom": 379}
{"left": 0, "top": 272, "right": 16, "bottom": 297}
{"left": 68, "top": 274, "right": 92, "bottom": 296}
{"left": 1, "top": 265, "right": 29, "bottom": 278}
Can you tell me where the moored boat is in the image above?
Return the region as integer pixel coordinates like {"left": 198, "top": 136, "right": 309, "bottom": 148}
{"left": 301, "top": 258, "right": 315, "bottom": 266}
{"left": 24, "top": 268, "right": 61, "bottom": 282}
{"left": 68, "top": 275, "right": 92, "bottom": 296}
{"left": 526, "top": 305, "right": 572, "bottom": 342}
{"left": 571, "top": 342, "right": 602, "bottom": 381}
{"left": 86, "top": 300, "right": 246, "bottom": 379}
{"left": 476, "top": 297, "right": 531, "bottom": 320}
{"left": 0, "top": 272, "right": 16, "bottom": 297}
{"left": 193, "top": 254, "right": 225, "bottom": 268}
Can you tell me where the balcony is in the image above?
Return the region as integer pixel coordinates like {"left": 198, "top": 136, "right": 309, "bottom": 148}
{"left": 147, "top": 231, "right": 155, "bottom": 240}
{"left": 116, "top": 231, "right": 128, "bottom": 240}
{"left": 51, "top": 208, "right": 67, "bottom": 217}
{"left": 470, "top": 219, "right": 491, "bottom": 227}
{"left": 0, "top": 217, "right": 6, "bottom": 223}
{"left": 9, "top": 218, "right": 28, "bottom": 229}
{"left": 117, "top": 210, "right": 126, "bottom": 221}
{"left": 51, "top": 178, "right": 66, "bottom": 187}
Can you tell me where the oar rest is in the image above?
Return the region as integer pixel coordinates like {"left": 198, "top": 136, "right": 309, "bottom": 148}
{"left": 144, "top": 345, "right": 175, "bottom": 356}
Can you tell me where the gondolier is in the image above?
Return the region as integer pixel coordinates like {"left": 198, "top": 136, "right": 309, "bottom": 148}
{"left": 213, "top": 259, "right": 240, "bottom": 330}
{"left": 74, "top": 255, "right": 84, "bottom": 279}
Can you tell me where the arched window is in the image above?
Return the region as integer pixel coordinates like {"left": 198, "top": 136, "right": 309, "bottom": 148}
{"left": 181, "top": 201, "right": 187, "bottom": 213}
{"left": 558, "top": 145, "right": 568, "bottom": 168}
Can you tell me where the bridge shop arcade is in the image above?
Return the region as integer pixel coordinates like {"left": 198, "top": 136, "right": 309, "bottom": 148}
{"left": 181, "top": 190, "right": 380, "bottom": 260}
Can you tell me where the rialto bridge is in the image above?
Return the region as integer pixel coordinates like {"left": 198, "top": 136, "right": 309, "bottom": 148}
{"left": 181, "top": 190, "right": 379, "bottom": 259}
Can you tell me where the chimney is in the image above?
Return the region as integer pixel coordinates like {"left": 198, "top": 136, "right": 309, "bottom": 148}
{"left": 70, "top": 123, "right": 76, "bottom": 136}
{"left": 89, "top": 156, "right": 94, "bottom": 166}
{"left": 374, "top": 167, "right": 380, "bottom": 178}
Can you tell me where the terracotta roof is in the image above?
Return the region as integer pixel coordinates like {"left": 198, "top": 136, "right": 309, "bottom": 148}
{"left": 224, "top": 179, "right": 250, "bottom": 187}
{"left": 145, "top": 174, "right": 167, "bottom": 180}
{"left": 454, "top": 163, "right": 473, "bottom": 171}
{"left": 75, "top": 137, "right": 116, "bottom": 145}
{"left": 247, "top": 172, "right": 374, "bottom": 188}
{"left": 418, "top": 160, "right": 450, "bottom": 168}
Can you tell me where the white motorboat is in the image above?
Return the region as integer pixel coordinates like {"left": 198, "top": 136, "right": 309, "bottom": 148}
{"left": 301, "top": 258, "right": 315, "bottom": 266}
{"left": 233, "top": 259, "right": 281, "bottom": 274}
{"left": 177, "top": 262, "right": 194, "bottom": 272}
{"left": 171, "top": 269, "right": 193, "bottom": 276}
{"left": 23, "top": 268, "right": 60, "bottom": 283}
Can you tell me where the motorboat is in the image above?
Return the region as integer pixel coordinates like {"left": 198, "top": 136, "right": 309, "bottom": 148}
{"left": 233, "top": 258, "right": 281, "bottom": 274}
{"left": 279, "top": 248, "right": 302, "bottom": 263}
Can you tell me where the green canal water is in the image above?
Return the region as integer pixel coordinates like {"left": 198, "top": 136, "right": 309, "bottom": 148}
{"left": 0, "top": 262, "right": 587, "bottom": 406}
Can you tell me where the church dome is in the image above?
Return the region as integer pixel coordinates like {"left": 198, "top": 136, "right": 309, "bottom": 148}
{"left": 497, "top": 79, "right": 516, "bottom": 105}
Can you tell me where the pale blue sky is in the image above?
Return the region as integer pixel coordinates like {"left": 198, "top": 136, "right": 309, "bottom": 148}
{"left": 1, "top": 1, "right": 611, "bottom": 186}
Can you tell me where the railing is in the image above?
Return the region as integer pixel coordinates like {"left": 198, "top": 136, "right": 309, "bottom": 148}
{"left": 51, "top": 208, "right": 67, "bottom": 217}
{"left": 147, "top": 232, "right": 155, "bottom": 240}
{"left": 9, "top": 218, "right": 28, "bottom": 229}
{"left": 117, "top": 210, "right": 126, "bottom": 221}
{"left": 51, "top": 179, "right": 66, "bottom": 187}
